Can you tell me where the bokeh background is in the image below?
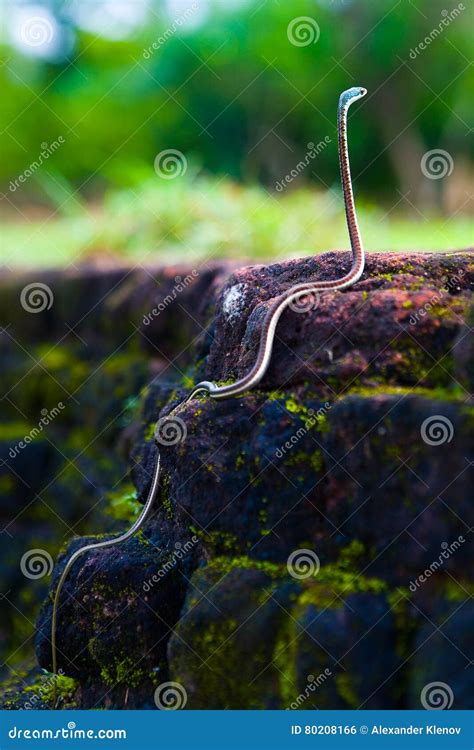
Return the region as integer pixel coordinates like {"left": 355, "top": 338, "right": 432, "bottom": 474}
{"left": 0, "top": 0, "right": 473, "bottom": 263}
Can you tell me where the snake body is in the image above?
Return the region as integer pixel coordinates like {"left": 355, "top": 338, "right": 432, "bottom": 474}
{"left": 51, "top": 86, "right": 367, "bottom": 684}
{"left": 186, "top": 86, "right": 367, "bottom": 401}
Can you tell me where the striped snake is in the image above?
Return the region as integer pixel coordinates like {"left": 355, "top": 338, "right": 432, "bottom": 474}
{"left": 51, "top": 86, "right": 367, "bottom": 684}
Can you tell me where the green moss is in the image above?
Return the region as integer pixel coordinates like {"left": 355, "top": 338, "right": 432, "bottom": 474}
{"left": 0, "top": 422, "right": 32, "bottom": 440}
{"left": 347, "top": 384, "right": 466, "bottom": 402}
{"left": 105, "top": 485, "right": 141, "bottom": 523}
{"left": 0, "top": 474, "right": 15, "bottom": 493}
{"left": 144, "top": 422, "right": 155, "bottom": 442}
{"left": 443, "top": 578, "right": 474, "bottom": 602}
{"left": 191, "top": 528, "right": 238, "bottom": 553}
{"left": 285, "top": 397, "right": 307, "bottom": 415}
{"left": 337, "top": 539, "right": 366, "bottom": 568}
{"left": 99, "top": 656, "right": 148, "bottom": 688}
{"left": 205, "top": 555, "right": 283, "bottom": 578}
{"left": 135, "top": 528, "right": 153, "bottom": 548}
{"left": 23, "top": 673, "right": 79, "bottom": 709}
{"left": 335, "top": 673, "right": 359, "bottom": 708}
{"left": 313, "top": 412, "right": 330, "bottom": 433}
{"left": 285, "top": 448, "right": 324, "bottom": 473}
{"left": 264, "top": 389, "right": 286, "bottom": 402}
{"left": 180, "top": 618, "right": 270, "bottom": 706}
{"left": 35, "top": 346, "right": 72, "bottom": 370}
{"left": 203, "top": 557, "right": 386, "bottom": 608}
{"left": 298, "top": 569, "right": 386, "bottom": 610}
{"left": 174, "top": 601, "right": 281, "bottom": 708}
{"left": 182, "top": 375, "right": 195, "bottom": 389}
{"left": 235, "top": 452, "right": 246, "bottom": 469}
{"left": 162, "top": 494, "right": 174, "bottom": 520}
{"left": 273, "top": 620, "right": 298, "bottom": 707}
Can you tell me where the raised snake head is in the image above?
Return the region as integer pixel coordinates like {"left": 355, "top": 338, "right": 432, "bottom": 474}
{"left": 339, "top": 87, "right": 367, "bottom": 109}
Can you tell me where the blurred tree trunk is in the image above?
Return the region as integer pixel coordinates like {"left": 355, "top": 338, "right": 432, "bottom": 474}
{"left": 373, "top": 86, "right": 435, "bottom": 211}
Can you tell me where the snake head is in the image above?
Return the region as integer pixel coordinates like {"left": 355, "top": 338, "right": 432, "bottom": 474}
{"left": 339, "top": 87, "right": 367, "bottom": 108}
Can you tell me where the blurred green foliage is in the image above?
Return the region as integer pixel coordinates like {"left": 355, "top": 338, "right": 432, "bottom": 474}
{"left": 2, "top": 1, "right": 472, "bottom": 195}
{"left": 2, "top": 174, "right": 472, "bottom": 268}
{"left": 0, "top": 0, "right": 472, "bottom": 263}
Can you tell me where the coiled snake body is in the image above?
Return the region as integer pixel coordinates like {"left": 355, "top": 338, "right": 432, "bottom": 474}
{"left": 51, "top": 86, "right": 367, "bottom": 682}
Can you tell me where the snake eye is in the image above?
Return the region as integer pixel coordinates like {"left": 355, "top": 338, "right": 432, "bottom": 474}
{"left": 359, "top": 87, "right": 367, "bottom": 97}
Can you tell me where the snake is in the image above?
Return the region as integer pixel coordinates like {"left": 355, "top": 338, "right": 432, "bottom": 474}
{"left": 50, "top": 86, "right": 367, "bottom": 686}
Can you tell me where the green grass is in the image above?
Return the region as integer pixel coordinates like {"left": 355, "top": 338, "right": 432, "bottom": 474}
{"left": 1, "top": 174, "right": 472, "bottom": 268}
